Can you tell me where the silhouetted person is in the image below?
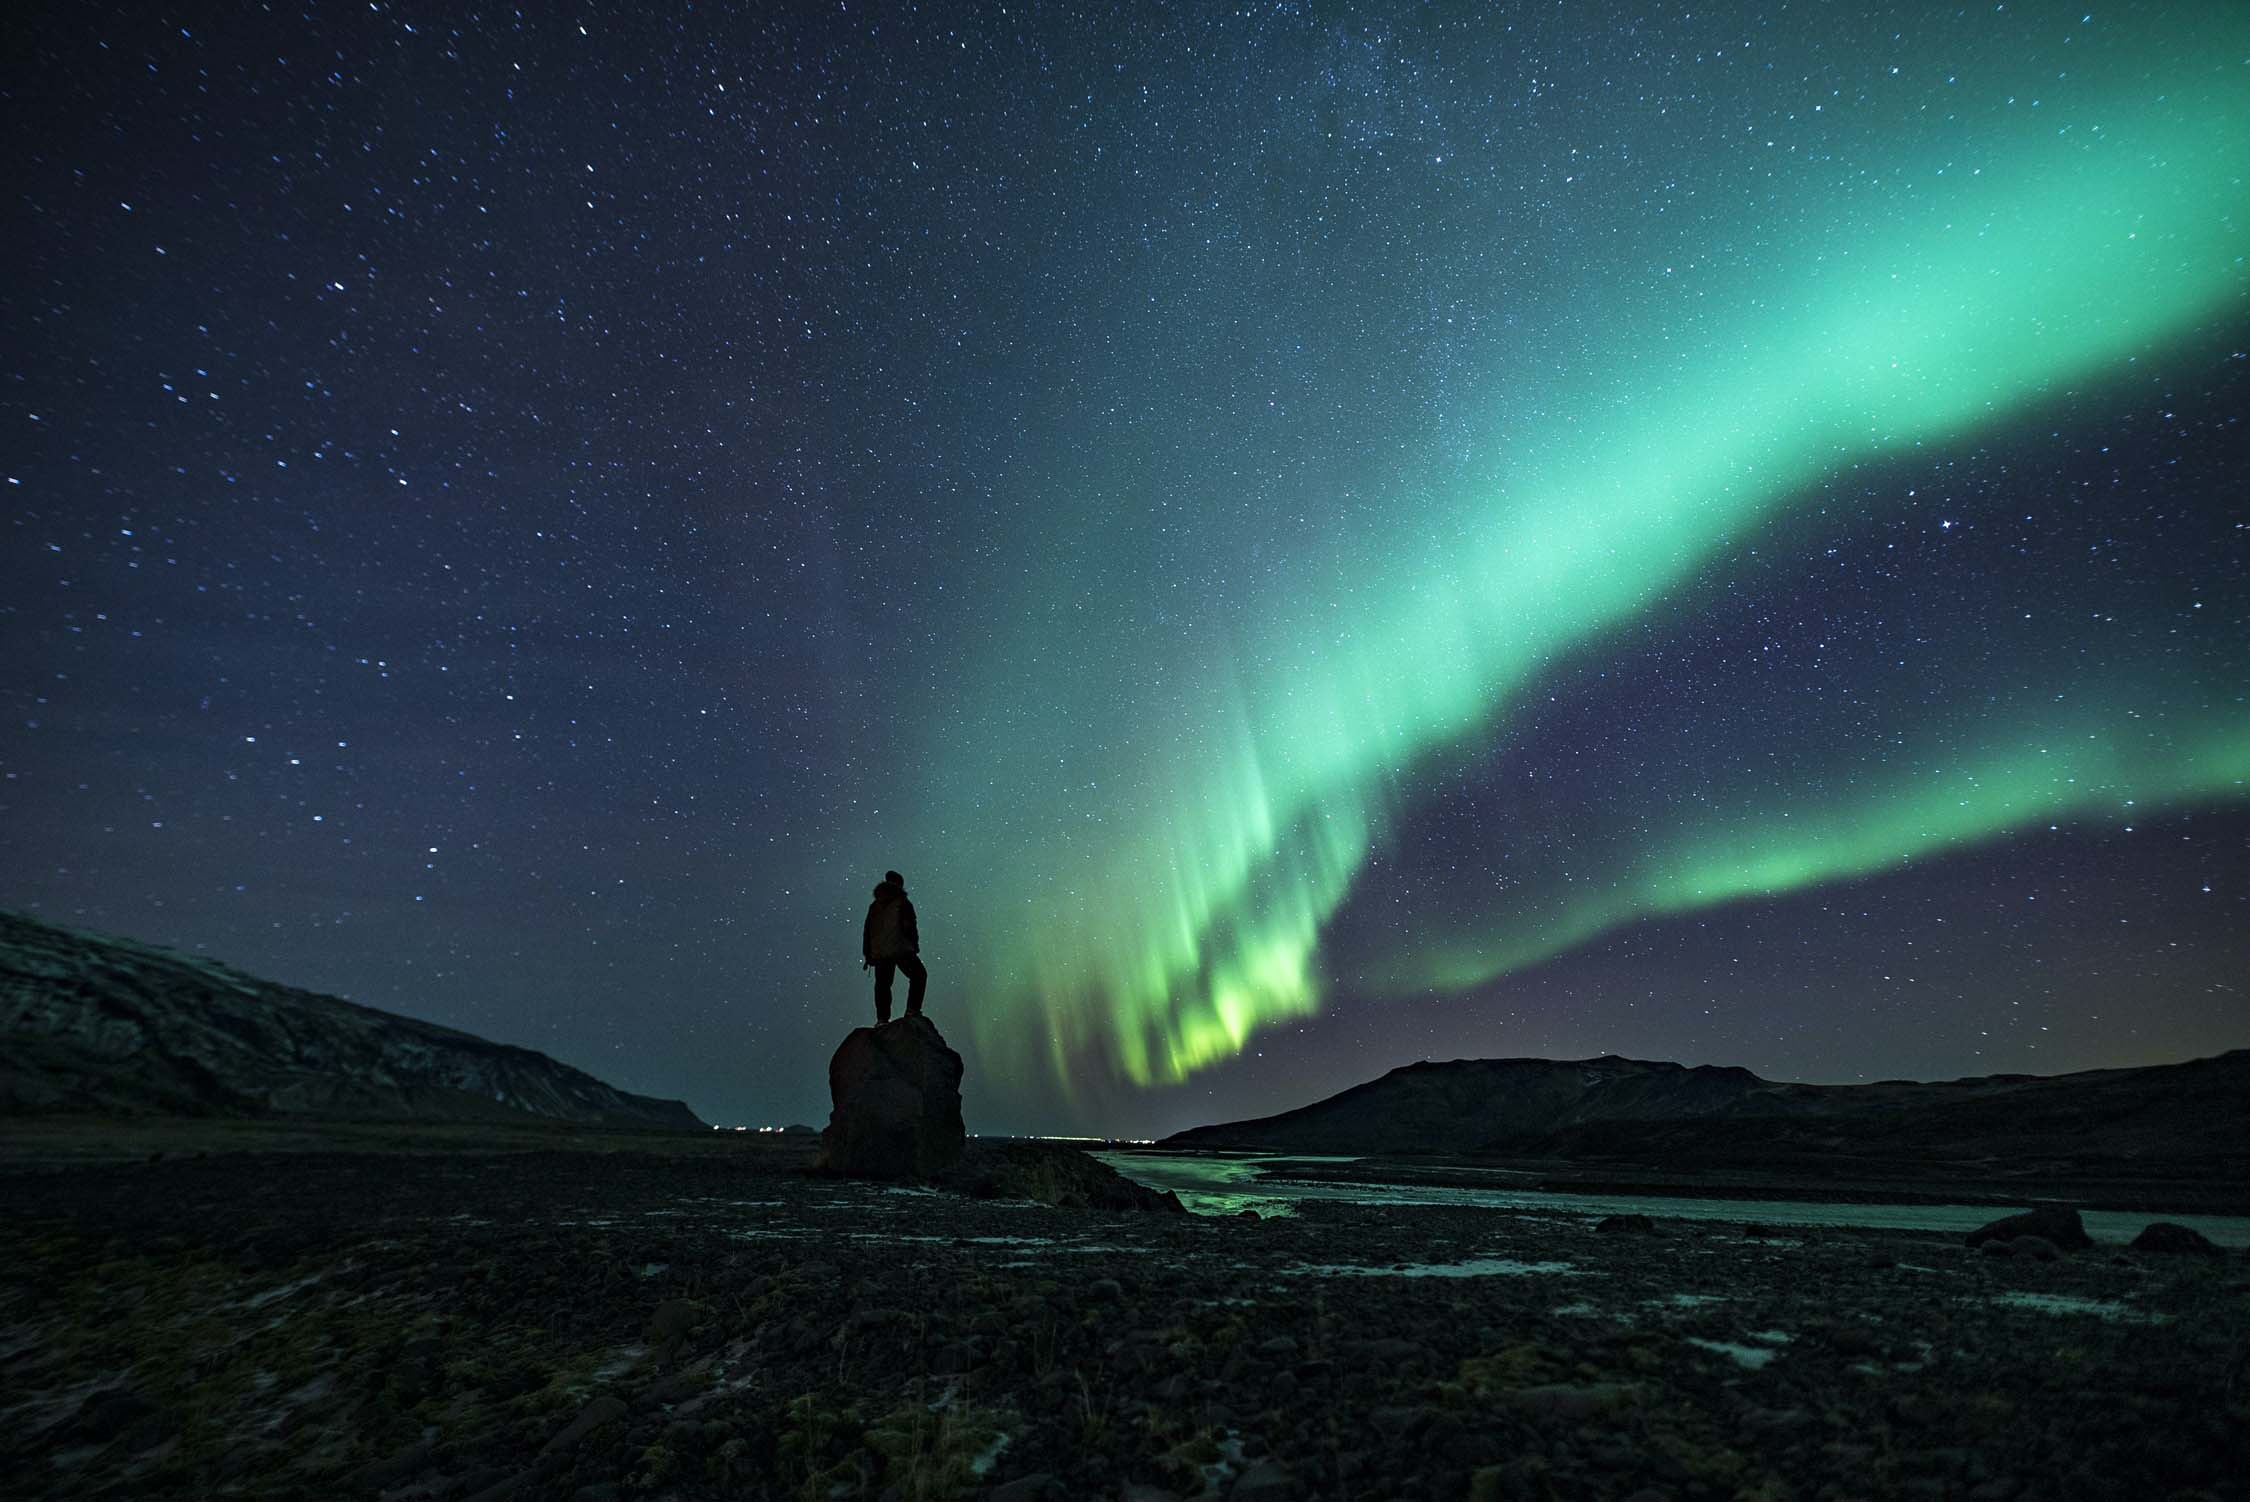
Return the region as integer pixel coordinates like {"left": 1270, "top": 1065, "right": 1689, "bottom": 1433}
{"left": 861, "top": 869, "right": 925, "bottom": 1024}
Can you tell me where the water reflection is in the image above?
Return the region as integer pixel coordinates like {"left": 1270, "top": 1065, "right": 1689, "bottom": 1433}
{"left": 1095, "top": 1152, "right": 2250, "bottom": 1248}
{"left": 1088, "top": 1151, "right": 1332, "bottom": 1217}
{"left": 1287, "top": 1256, "right": 1582, "bottom": 1279}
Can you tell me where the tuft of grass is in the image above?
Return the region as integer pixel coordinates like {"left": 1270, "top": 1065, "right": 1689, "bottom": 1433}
{"left": 863, "top": 1396, "right": 1011, "bottom": 1500}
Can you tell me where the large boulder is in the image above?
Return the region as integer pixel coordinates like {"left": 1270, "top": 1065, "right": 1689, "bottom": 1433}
{"left": 815, "top": 1015, "right": 965, "bottom": 1178}
{"left": 2131, "top": 1221, "right": 2222, "bottom": 1257}
{"left": 1964, "top": 1205, "right": 2092, "bottom": 1252}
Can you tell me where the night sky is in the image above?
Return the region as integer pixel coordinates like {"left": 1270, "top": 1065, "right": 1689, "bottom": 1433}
{"left": 5, "top": 3, "right": 2246, "bottom": 1138}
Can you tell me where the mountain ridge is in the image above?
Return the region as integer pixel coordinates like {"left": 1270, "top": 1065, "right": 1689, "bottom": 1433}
{"left": 1159, "top": 1047, "right": 2250, "bottom": 1170}
{"left": 0, "top": 910, "right": 704, "bottom": 1131}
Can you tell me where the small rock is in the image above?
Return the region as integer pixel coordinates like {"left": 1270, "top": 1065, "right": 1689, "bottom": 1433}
{"left": 647, "top": 1298, "right": 698, "bottom": 1346}
{"left": 1085, "top": 1277, "right": 1124, "bottom": 1302}
{"left": 1596, "top": 1213, "right": 1657, "bottom": 1235}
{"left": 989, "top": 1474, "right": 1062, "bottom": 1502}
{"left": 1230, "top": 1457, "right": 1297, "bottom": 1500}
{"left": 1964, "top": 1206, "right": 2091, "bottom": 1251}
{"left": 2007, "top": 1235, "right": 2061, "bottom": 1262}
{"left": 1743, "top": 1222, "right": 1784, "bottom": 1239}
{"left": 1257, "top": 1335, "right": 1300, "bottom": 1357}
{"left": 2131, "top": 1222, "right": 2222, "bottom": 1257}
{"left": 543, "top": 1394, "right": 629, "bottom": 1455}
{"left": 466, "top": 1464, "right": 551, "bottom": 1502}
{"left": 1980, "top": 1237, "right": 2016, "bottom": 1259}
{"left": 646, "top": 1363, "right": 709, "bottom": 1404}
{"left": 1825, "top": 1325, "right": 1881, "bottom": 1357}
{"left": 1471, "top": 1461, "right": 1549, "bottom": 1501}
{"left": 1336, "top": 1337, "right": 1426, "bottom": 1363}
{"left": 1502, "top": 1383, "right": 1635, "bottom": 1421}
{"left": 1742, "top": 1405, "right": 1812, "bottom": 1434}
{"left": 456, "top": 1464, "right": 514, "bottom": 1499}
{"left": 1368, "top": 1405, "right": 1432, "bottom": 1439}
{"left": 1443, "top": 1430, "right": 1500, "bottom": 1468}
{"left": 350, "top": 1433, "right": 436, "bottom": 1489}
{"left": 1238, "top": 1209, "right": 1262, "bottom": 1220}
{"left": 1890, "top": 1392, "right": 1940, "bottom": 1427}
{"left": 74, "top": 1390, "right": 158, "bottom": 1443}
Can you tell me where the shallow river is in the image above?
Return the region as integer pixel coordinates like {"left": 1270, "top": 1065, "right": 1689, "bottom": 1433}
{"left": 1095, "top": 1151, "right": 2250, "bottom": 1249}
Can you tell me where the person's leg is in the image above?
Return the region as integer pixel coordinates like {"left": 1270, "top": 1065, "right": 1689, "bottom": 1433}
{"left": 873, "top": 961, "right": 896, "bottom": 1024}
{"left": 900, "top": 953, "right": 927, "bottom": 1015}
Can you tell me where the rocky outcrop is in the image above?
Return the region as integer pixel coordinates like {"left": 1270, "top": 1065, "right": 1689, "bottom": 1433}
{"left": 0, "top": 911, "right": 703, "bottom": 1130}
{"left": 815, "top": 1015, "right": 965, "bottom": 1178}
{"left": 941, "top": 1140, "right": 1185, "bottom": 1213}
{"left": 1965, "top": 1206, "right": 2093, "bottom": 1252}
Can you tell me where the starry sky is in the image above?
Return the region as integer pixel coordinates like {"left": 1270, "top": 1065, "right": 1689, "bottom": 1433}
{"left": 5, "top": 2, "right": 2246, "bottom": 1138}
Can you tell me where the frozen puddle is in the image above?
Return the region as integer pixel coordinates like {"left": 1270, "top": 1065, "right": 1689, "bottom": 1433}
{"left": 957, "top": 1238, "right": 1153, "bottom": 1253}
{"left": 1101, "top": 1153, "right": 2250, "bottom": 1247}
{"left": 242, "top": 1271, "right": 328, "bottom": 1311}
{"left": 1986, "top": 1292, "right": 2169, "bottom": 1324}
{"left": 1288, "top": 1257, "right": 1585, "bottom": 1279}
{"left": 1688, "top": 1331, "right": 1791, "bottom": 1370}
{"left": 592, "top": 1345, "right": 646, "bottom": 1381}
{"left": 970, "top": 1431, "right": 1010, "bottom": 1477}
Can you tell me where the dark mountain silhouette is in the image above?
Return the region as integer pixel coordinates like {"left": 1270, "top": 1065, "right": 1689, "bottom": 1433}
{"left": 1160, "top": 1050, "right": 2250, "bottom": 1180}
{"left": 0, "top": 910, "right": 704, "bottom": 1130}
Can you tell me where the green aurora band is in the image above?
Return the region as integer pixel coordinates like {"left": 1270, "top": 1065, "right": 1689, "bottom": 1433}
{"left": 1390, "top": 712, "right": 2250, "bottom": 998}
{"left": 926, "top": 26, "right": 2250, "bottom": 1095}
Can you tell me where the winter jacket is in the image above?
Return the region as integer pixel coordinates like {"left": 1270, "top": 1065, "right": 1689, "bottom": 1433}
{"left": 863, "top": 879, "right": 919, "bottom": 962}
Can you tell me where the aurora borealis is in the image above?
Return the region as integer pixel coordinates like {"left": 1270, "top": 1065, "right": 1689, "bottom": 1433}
{"left": 5, "top": 3, "right": 2246, "bottom": 1135}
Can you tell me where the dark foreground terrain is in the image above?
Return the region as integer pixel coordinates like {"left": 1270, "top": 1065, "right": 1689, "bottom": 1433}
{"left": 5, "top": 1121, "right": 2245, "bottom": 1501}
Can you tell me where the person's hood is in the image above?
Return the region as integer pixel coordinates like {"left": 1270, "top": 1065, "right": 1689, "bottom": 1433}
{"left": 872, "top": 879, "right": 905, "bottom": 899}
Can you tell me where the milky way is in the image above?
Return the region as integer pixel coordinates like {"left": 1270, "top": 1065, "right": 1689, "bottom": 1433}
{"left": 5, "top": 4, "right": 2245, "bottom": 1134}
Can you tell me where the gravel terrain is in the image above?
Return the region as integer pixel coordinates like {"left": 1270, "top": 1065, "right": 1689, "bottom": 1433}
{"left": 5, "top": 1131, "right": 2245, "bottom": 1500}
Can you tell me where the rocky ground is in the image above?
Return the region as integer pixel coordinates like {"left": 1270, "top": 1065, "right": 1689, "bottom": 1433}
{"left": 4, "top": 1127, "right": 2246, "bottom": 1500}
